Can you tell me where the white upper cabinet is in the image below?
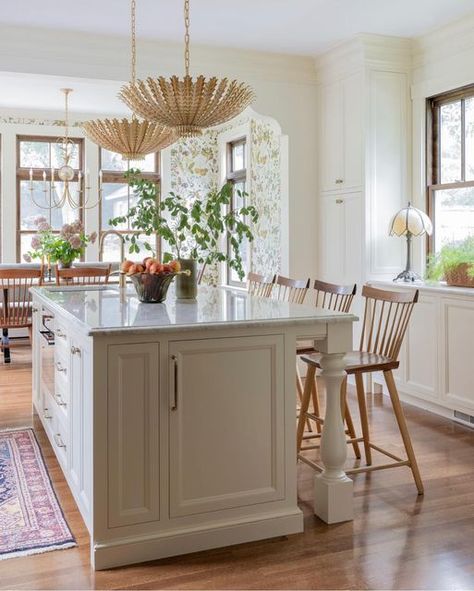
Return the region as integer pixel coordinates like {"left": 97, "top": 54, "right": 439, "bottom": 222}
{"left": 317, "top": 36, "right": 411, "bottom": 283}
{"left": 320, "top": 73, "right": 363, "bottom": 193}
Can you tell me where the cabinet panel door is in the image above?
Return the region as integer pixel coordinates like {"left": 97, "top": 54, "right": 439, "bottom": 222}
{"left": 107, "top": 342, "right": 160, "bottom": 528}
{"left": 342, "top": 73, "right": 363, "bottom": 190}
{"left": 319, "top": 195, "right": 345, "bottom": 284}
{"left": 169, "top": 335, "right": 285, "bottom": 518}
{"left": 320, "top": 81, "right": 343, "bottom": 192}
{"left": 342, "top": 192, "right": 363, "bottom": 285}
{"left": 32, "top": 304, "right": 41, "bottom": 411}
{"left": 399, "top": 294, "right": 439, "bottom": 400}
{"left": 442, "top": 298, "right": 474, "bottom": 411}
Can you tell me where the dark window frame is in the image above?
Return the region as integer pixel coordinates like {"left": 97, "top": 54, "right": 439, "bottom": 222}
{"left": 426, "top": 83, "right": 474, "bottom": 255}
{"left": 16, "top": 134, "right": 84, "bottom": 262}
{"left": 98, "top": 150, "right": 161, "bottom": 262}
{"left": 225, "top": 138, "right": 248, "bottom": 288}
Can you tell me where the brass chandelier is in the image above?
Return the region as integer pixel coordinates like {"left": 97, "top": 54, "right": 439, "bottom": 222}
{"left": 119, "top": 0, "right": 255, "bottom": 137}
{"left": 29, "top": 88, "right": 102, "bottom": 210}
{"left": 82, "top": 0, "right": 176, "bottom": 160}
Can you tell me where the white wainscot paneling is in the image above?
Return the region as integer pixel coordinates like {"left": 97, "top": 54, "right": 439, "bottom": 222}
{"left": 107, "top": 342, "right": 161, "bottom": 528}
{"left": 169, "top": 335, "right": 285, "bottom": 518}
{"left": 442, "top": 298, "right": 474, "bottom": 411}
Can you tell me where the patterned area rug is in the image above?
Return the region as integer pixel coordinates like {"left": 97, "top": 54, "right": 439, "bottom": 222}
{"left": 0, "top": 429, "right": 76, "bottom": 560}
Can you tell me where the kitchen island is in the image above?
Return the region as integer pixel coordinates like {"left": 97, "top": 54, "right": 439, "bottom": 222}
{"left": 30, "top": 285, "right": 356, "bottom": 570}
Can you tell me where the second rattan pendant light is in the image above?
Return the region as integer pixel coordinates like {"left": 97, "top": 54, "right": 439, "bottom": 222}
{"left": 119, "top": 0, "right": 255, "bottom": 137}
{"left": 82, "top": 0, "right": 176, "bottom": 160}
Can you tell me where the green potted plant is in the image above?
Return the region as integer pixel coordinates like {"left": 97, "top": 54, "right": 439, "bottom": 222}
{"left": 426, "top": 235, "right": 474, "bottom": 287}
{"left": 109, "top": 170, "right": 258, "bottom": 299}
{"left": 24, "top": 216, "right": 97, "bottom": 268}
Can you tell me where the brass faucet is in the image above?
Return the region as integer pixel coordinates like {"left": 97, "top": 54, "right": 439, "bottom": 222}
{"left": 99, "top": 230, "right": 126, "bottom": 289}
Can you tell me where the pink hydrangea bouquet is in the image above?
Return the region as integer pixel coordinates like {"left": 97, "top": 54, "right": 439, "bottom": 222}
{"left": 24, "top": 216, "right": 97, "bottom": 267}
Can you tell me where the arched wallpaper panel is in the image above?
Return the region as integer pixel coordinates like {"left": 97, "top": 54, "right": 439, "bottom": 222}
{"left": 168, "top": 111, "right": 283, "bottom": 285}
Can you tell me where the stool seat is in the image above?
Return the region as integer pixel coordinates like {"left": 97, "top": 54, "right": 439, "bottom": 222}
{"left": 301, "top": 351, "right": 400, "bottom": 374}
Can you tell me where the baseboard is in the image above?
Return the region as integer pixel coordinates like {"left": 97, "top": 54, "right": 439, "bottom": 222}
{"left": 92, "top": 509, "right": 304, "bottom": 570}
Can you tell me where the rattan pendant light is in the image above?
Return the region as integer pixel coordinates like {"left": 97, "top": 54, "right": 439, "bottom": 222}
{"left": 118, "top": 0, "right": 255, "bottom": 137}
{"left": 82, "top": 0, "right": 176, "bottom": 160}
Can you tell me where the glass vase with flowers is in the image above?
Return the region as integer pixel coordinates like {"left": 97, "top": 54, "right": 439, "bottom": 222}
{"left": 24, "top": 216, "right": 97, "bottom": 268}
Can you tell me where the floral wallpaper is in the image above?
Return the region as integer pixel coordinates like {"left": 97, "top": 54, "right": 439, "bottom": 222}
{"left": 170, "top": 131, "right": 220, "bottom": 285}
{"left": 0, "top": 116, "right": 81, "bottom": 127}
{"left": 169, "top": 115, "right": 282, "bottom": 286}
{"left": 249, "top": 119, "right": 281, "bottom": 277}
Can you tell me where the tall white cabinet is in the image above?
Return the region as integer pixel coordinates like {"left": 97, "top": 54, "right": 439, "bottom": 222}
{"left": 316, "top": 36, "right": 412, "bottom": 310}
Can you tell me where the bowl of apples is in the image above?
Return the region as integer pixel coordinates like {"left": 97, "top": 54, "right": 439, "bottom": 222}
{"left": 121, "top": 257, "right": 182, "bottom": 303}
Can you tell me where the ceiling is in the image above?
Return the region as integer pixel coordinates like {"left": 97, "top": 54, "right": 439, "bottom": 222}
{"left": 0, "top": 73, "right": 126, "bottom": 115}
{"left": 1, "top": 0, "right": 473, "bottom": 56}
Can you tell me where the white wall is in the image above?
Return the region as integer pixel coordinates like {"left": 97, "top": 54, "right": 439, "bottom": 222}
{"left": 0, "top": 25, "right": 318, "bottom": 277}
{"left": 411, "top": 13, "right": 474, "bottom": 273}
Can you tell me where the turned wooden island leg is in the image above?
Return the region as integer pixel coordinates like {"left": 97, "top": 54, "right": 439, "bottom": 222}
{"left": 314, "top": 352, "right": 353, "bottom": 523}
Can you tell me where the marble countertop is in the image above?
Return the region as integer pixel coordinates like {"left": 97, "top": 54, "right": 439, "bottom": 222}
{"left": 31, "top": 284, "right": 357, "bottom": 336}
{"left": 369, "top": 279, "right": 474, "bottom": 298}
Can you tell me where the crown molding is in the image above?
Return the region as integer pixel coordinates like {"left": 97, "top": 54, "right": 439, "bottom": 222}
{"left": 412, "top": 12, "right": 474, "bottom": 70}
{"left": 0, "top": 25, "right": 318, "bottom": 86}
{"left": 315, "top": 34, "right": 412, "bottom": 82}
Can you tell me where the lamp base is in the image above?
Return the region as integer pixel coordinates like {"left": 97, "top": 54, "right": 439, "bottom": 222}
{"left": 393, "top": 269, "right": 421, "bottom": 283}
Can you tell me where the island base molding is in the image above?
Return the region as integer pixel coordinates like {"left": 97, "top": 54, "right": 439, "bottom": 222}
{"left": 314, "top": 475, "right": 353, "bottom": 524}
{"left": 92, "top": 510, "right": 303, "bottom": 570}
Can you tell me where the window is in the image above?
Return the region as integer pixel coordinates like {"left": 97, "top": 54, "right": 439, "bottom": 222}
{"left": 428, "top": 85, "right": 474, "bottom": 253}
{"left": 99, "top": 149, "right": 161, "bottom": 262}
{"left": 17, "top": 135, "right": 84, "bottom": 261}
{"left": 225, "top": 138, "right": 248, "bottom": 287}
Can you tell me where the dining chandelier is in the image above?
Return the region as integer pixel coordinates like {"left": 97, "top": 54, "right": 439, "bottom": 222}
{"left": 119, "top": 0, "right": 255, "bottom": 137}
{"left": 29, "top": 88, "right": 103, "bottom": 210}
{"left": 82, "top": 0, "right": 176, "bottom": 160}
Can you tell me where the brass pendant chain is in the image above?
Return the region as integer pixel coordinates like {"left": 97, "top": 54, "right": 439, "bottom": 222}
{"left": 64, "top": 89, "right": 69, "bottom": 142}
{"left": 184, "top": 0, "right": 190, "bottom": 77}
{"left": 131, "top": 0, "right": 137, "bottom": 84}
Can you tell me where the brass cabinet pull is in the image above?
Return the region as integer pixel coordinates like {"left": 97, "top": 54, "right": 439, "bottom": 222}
{"left": 335, "top": 179, "right": 344, "bottom": 184}
{"left": 54, "top": 433, "right": 66, "bottom": 449}
{"left": 171, "top": 355, "right": 178, "bottom": 411}
{"left": 55, "top": 393, "right": 67, "bottom": 407}
{"left": 55, "top": 361, "right": 67, "bottom": 374}
{"left": 71, "top": 346, "right": 81, "bottom": 356}
{"left": 336, "top": 198, "right": 344, "bottom": 204}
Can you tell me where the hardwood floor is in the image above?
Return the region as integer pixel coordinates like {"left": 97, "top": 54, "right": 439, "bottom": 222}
{"left": 2, "top": 350, "right": 474, "bottom": 590}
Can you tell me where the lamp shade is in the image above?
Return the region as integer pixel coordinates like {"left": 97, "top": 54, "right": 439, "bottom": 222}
{"left": 389, "top": 203, "right": 433, "bottom": 237}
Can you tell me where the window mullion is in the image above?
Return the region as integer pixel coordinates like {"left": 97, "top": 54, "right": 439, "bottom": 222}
{"left": 461, "top": 98, "right": 466, "bottom": 182}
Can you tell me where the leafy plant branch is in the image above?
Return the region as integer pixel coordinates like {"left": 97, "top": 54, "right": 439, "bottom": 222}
{"left": 108, "top": 170, "right": 258, "bottom": 280}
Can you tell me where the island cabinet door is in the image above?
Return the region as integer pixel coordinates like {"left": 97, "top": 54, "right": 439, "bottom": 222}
{"left": 107, "top": 342, "right": 161, "bottom": 528}
{"left": 168, "top": 334, "right": 285, "bottom": 518}
{"left": 31, "top": 300, "right": 41, "bottom": 412}
{"left": 69, "top": 336, "right": 93, "bottom": 525}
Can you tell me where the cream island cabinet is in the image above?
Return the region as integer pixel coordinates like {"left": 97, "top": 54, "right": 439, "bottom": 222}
{"left": 31, "top": 285, "right": 356, "bottom": 570}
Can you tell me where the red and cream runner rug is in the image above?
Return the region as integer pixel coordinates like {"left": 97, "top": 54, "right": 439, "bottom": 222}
{"left": 0, "top": 429, "right": 76, "bottom": 560}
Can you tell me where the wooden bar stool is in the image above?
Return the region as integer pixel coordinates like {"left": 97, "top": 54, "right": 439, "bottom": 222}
{"left": 296, "top": 280, "right": 360, "bottom": 458}
{"left": 272, "top": 275, "right": 310, "bottom": 304}
{"left": 247, "top": 272, "right": 275, "bottom": 298}
{"left": 55, "top": 265, "right": 111, "bottom": 286}
{"left": 297, "top": 285, "right": 423, "bottom": 494}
